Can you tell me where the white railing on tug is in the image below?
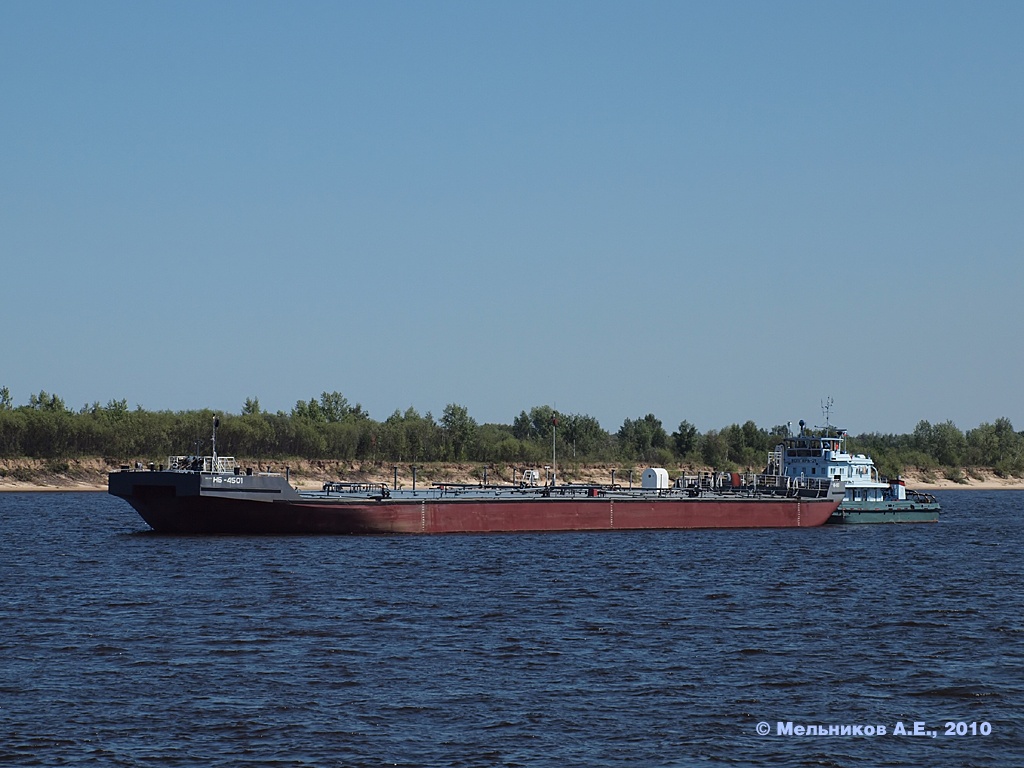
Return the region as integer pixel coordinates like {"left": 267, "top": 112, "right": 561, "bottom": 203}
{"left": 167, "top": 455, "right": 238, "bottom": 473}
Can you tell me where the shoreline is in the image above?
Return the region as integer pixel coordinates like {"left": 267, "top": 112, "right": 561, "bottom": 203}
{"left": 3, "top": 457, "right": 1023, "bottom": 493}
{"left": 3, "top": 473, "right": 1024, "bottom": 494}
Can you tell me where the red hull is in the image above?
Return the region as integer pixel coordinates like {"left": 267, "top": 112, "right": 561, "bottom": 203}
{"left": 129, "top": 495, "right": 838, "bottom": 534}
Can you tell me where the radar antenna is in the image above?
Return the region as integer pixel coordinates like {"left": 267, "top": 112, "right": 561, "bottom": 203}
{"left": 820, "top": 397, "right": 834, "bottom": 432}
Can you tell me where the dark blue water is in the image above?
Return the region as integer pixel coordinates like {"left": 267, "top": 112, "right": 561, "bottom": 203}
{"left": 1, "top": 491, "right": 1020, "bottom": 766}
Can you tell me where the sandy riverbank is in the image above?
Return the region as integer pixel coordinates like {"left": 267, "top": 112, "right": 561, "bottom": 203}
{"left": 897, "top": 473, "right": 1024, "bottom": 491}
{"left": 2, "top": 458, "right": 1023, "bottom": 493}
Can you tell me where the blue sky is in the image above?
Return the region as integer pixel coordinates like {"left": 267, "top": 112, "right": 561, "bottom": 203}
{"left": 2, "top": 1, "right": 1022, "bottom": 435}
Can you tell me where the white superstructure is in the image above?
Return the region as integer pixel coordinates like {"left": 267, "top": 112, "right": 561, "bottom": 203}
{"left": 765, "top": 420, "right": 907, "bottom": 505}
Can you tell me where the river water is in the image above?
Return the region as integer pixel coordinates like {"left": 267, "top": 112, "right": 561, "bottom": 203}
{"left": 1, "top": 490, "right": 1020, "bottom": 766}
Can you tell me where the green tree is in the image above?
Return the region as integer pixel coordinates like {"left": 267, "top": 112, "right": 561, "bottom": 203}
{"left": 700, "top": 429, "right": 729, "bottom": 468}
{"left": 28, "top": 390, "right": 67, "bottom": 412}
{"left": 291, "top": 396, "right": 322, "bottom": 422}
{"left": 441, "top": 403, "right": 477, "bottom": 461}
{"left": 105, "top": 398, "right": 129, "bottom": 416}
{"left": 0, "top": 408, "right": 26, "bottom": 454}
{"left": 0, "top": 386, "right": 12, "bottom": 410}
{"left": 968, "top": 417, "right": 1023, "bottom": 476}
{"left": 965, "top": 420, "right": 1009, "bottom": 466}
{"left": 323, "top": 420, "right": 363, "bottom": 459}
{"left": 912, "top": 420, "right": 934, "bottom": 453}
{"left": 20, "top": 408, "right": 74, "bottom": 457}
{"left": 319, "top": 391, "right": 351, "bottom": 423}
{"left": 560, "top": 413, "right": 609, "bottom": 459}
{"left": 379, "top": 409, "right": 410, "bottom": 460}
{"left": 617, "top": 414, "right": 669, "bottom": 461}
{"left": 470, "top": 422, "right": 515, "bottom": 462}
{"left": 229, "top": 409, "right": 274, "bottom": 456}
{"left": 512, "top": 405, "right": 559, "bottom": 441}
{"left": 378, "top": 407, "right": 441, "bottom": 462}
{"left": 931, "top": 420, "right": 966, "bottom": 466}
{"left": 672, "top": 420, "right": 699, "bottom": 457}
{"left": 718, "top": 420, "right": 768, "bottom": 467}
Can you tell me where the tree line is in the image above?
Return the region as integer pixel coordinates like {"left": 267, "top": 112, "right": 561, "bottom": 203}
{"left": 1, "top": 387, "right": 1022, "bottom": 478}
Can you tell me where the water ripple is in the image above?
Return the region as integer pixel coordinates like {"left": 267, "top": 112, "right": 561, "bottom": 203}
{"left": 0, "top": 490, "right": 1021, "bottom": 765}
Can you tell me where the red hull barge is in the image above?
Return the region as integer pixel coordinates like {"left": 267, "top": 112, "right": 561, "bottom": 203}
{"left": 109, "top": 458, "right": 843, "bottom": 535}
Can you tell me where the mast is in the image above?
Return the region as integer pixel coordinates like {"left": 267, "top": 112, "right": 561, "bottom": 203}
{"left": 212, "top": 414, "right": 219, "bottom": 469}
{"left": 551, "top": 413, "right": 557, "bottom": 486}
{"left": 821, "top": 396, "right": 834, "bottom": 432}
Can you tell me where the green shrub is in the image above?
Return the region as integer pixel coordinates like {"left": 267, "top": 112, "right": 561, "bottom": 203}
{"left": 942, "top": 467, "right": 967, "bottom": 484}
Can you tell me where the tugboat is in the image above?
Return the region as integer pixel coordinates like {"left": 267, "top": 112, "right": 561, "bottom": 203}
{"left": 766, "top": 417, "right": 940, "bottom": 524}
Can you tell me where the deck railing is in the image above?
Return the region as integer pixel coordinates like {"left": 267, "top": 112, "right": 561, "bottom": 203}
{"left": 168, "top": 455, "right": 238, "bottom": 473}
{"left": 311, "top": 472, "right": 837, "bottom": 500}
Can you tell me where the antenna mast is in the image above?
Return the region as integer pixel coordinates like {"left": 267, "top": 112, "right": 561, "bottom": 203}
{"left": 820, "top": 397, "right": 834, "bottom": 432}
{"left": 551, "top": 412, "right": 557, "bottom": 487}
{"left": 212, "top": 414, "right": 220, "bottom": 468}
